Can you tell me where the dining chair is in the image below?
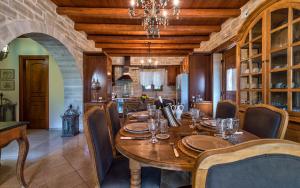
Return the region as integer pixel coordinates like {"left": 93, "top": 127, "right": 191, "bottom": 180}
{"left": 154, "top": 98, "right": 174, "bottom": 108}
{"left": 243, "top": 104, "right": 288, "bottom": 139}
{"left": 106, "top": 101, "right": 122, "bottom": 157}
{"left": 84, "top": 106, "right": 161, "bottom": 188}
{"left": 215, "top": 100, "right": 237, "bottom": 119}
{"left": 193, "top": 139, "right": 300, "bottom": 188}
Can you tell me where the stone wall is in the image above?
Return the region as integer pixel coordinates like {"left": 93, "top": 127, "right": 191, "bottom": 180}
{"left": 0, "top": 0, "right": 100, "bottom": 127}
{"left": 196, "top": 0, "right": 267, "bottom": 52}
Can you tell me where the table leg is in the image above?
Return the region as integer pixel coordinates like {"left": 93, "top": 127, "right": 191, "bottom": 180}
{"left": 129, "top": 159, "right": 141, "bottom": 188}
{"left": 16, "top": 135, "right": 29, "bottom": 188}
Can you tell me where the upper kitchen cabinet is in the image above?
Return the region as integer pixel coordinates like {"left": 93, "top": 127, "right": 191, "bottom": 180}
{"left": 167, "top": 65, "right": 180, "bottom": 86}
{"left": 189, "top": 53, "right": 212, "bottom": 102}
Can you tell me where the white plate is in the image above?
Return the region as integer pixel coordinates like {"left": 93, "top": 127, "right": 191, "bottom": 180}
{"left": 183, "top": 135, "right": 232, "bottom": 151}
{"left": 124, "top": 123, "right": 149, "bottom": 133}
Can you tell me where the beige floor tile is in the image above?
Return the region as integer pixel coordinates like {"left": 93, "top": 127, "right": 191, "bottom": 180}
{"left": 73, "top": 182, "right": 89, "bottom": 188}
{"left": 46, "top": 171, "right": 84, "bottom": 188}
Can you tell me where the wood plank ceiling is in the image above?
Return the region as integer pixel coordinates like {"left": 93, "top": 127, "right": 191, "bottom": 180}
{"left": 51, "top": 0, "right": 249, "bottom": 56}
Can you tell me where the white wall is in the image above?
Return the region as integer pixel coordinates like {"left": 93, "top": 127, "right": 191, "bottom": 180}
{"left": 0, "top": 38, "right": 64, "bottom": 129}
{"left": 212, "top": 53, "right": 223, "bottom": 118}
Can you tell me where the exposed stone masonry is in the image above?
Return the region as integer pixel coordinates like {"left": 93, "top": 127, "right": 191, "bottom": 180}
{"left": 0, "top": 0, "right": 101, "bottom": 126}
{"left": 196, "top": 0, "right": 267, "bottom": 52}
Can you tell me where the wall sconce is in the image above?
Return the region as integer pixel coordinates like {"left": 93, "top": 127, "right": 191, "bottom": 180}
{"left": 0, "top": 45, "right": 9, "bottom": 61}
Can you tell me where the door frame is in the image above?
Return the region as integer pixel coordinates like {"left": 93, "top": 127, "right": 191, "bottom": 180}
{"left": 19, "top": 55, "right": 49, "bottom": 129}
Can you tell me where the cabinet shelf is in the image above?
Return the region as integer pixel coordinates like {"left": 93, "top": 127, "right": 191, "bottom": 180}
{"left": 251, "top": 35, "right": 262, "bottom": 43}
{"left": 270, "top": 23, "right": 288, "bottom": 34}
{"left": 270, "top": 89, "right": 288, "bottom": 92}
{"left": 250, "top": 53, "right": 262, "bottom": 59}
{"left": 271, "top": 67, "right": 288, "bottom": 72}
{"left": 270, "top": 46, "right": 288, "bottom": 53}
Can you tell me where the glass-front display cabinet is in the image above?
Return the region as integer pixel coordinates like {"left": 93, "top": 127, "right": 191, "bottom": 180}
{"left": 238, "top": 17, "right": 264, "bottom": 106}
{"left": 237, "top": 2, "right": 300, "bottom": 117}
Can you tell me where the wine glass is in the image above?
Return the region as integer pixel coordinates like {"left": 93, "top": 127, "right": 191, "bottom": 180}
{"left": 148, "top": 119, "right": 158, "bottom": 144}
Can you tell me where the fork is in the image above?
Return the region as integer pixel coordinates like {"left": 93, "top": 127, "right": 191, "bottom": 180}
{"left": 170, "top": 142, "right": 180, "bottom": 158}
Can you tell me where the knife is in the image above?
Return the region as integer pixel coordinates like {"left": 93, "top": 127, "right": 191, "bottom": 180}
{"left": 170, "top": 142, "right": 180, "bottom": 158}
{"left": 120, "top": 136, "right": 149, "bottom": 140}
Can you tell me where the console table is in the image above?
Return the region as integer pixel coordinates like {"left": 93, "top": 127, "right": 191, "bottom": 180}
{"left": 0, "top": 122, "right": 29, "bottom": 187}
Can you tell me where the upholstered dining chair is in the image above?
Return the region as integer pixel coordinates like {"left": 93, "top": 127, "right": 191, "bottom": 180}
{"left": 154, "top": 98, "right": 174, "bottom": 108}
{"left": 193, "top": 139, "right": 300, "bottom": 188}
{"left": 215, "top": 100, "right": 237, "bottom": 119}
{"left": 243, "top": 104, "right": 288, "bottom": 139}
{"left": 106, "top": 101, "right": 122, "bottom": 157}
{"left": 84, "top": 106, "right": 161, "bottom": 188}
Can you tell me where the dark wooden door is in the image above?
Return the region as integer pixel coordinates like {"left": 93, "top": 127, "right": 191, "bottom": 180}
{"left": 222, "top": 47, "right": 237, "bottom": 102}
{"left": 19, "top": 56, "right": 49, "bottom": 129}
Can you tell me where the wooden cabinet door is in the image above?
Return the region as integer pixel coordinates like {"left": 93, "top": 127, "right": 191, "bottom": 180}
{"left": 167, "top": 66, "right": 180, "bottom": 86}
{"left": 20, "top": 56, "right": 49, "bottom": 129}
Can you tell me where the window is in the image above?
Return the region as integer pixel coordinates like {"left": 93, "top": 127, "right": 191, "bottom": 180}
{"left": 226, "top": 68, "right": 237, "bottom": 91}
{"left": 140, "top": 69, "right": 165, "bottom": 91}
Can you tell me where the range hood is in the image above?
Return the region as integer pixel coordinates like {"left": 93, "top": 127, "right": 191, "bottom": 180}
{"left": 117, "top": 56, "right": 133, "bottom": 82}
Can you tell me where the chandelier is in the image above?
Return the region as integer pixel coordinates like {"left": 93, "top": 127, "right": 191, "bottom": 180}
{"left": 129, "top": 0, "right": 180, "bottom": 38}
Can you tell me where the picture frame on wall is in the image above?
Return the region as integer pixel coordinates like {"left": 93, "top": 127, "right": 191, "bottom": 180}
{"left": 0, "top": 80, "right": 15, "bottom": 91}
{"left": 0, "top": 69, "right": 15, "bottom": 80}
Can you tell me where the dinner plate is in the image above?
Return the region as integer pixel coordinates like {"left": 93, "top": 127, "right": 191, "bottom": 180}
{"left": 183, "top": 135, "right": 232, "bottom": 151}
{"left": 156, "top": 134, "right": 170, "bottom": 140}
{"left": 124, "top": 123, "right": 149, "bottom": 133}
{"left": 203, "top": 120, "right": 216, "bottom": 127}
{"left": 131, "top": 111, "right": 149, "bottom": 118}
{"left": 181, "top": 137, "right": 203, "bottom": 152}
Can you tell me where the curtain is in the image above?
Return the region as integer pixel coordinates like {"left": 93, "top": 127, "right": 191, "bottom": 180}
{"left": 140, "top": 69, "right": 165, "bottom": 89}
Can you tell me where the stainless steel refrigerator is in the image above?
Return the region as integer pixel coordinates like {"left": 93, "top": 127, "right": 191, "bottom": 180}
{"left": 176, "top": 73, "right": 189, "bottom": 112}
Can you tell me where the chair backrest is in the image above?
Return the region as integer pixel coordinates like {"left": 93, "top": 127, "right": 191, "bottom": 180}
{"left": 154, "top": 99, "right": 174, "bottom": 108}
{"left": 243, "top": 104, "right": 288, "bottom": 139}
{"left": 215, "top": 100, "right": 237, "bottom": 119}
{"left": 84, "top": 106, "right": 114, "bottom": 186}
{"left": 193, "top": 139, "right": 300, "bottom": 188}
{"left": 106, "top": 101, "right": 121, "bottom": 157}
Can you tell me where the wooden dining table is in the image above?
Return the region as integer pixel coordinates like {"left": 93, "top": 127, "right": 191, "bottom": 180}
{"left": 115, "top": 117, "right": 259, "bottom": 188}
{"left": 0, "top": 122, "right": 29, "bottom": 187}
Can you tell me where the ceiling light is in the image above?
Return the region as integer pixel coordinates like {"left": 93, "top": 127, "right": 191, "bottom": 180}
{"left": 129, "top": 0, "right": 180, "bottom": 38}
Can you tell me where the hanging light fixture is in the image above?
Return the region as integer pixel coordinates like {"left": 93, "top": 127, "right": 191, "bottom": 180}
{"left": 129, "top": 0, "right": 180, "bottom": 38}
{"left": 0, "top": 45, "right": 9, "bottom": 61}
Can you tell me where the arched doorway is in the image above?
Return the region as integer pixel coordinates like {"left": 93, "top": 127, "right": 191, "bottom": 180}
{"left": 0, "top": 20, "right": 85, "bottom": 127}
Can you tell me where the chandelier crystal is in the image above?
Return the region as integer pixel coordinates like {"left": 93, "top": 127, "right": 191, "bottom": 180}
{"left": 129, "top": 0, "right": 180, "bottom": 38}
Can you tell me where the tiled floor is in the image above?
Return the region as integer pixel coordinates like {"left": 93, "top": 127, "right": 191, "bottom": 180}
{"left": 0, "top": 130, "right": 96, "bottom": 188}
{"left": 0, "top": 130, "right": 191, "bottom": 188}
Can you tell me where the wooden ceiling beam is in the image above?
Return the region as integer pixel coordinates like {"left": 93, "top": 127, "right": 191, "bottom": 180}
{"left": 75, "top": 24, "right": 221, "bottom": 35}
{"left": 96, "top": 43, "right": 199, "bottom": 49}
{"left": 88, "top": 35, "right": 209, "bottom": 44}
{"left": 57, "top": 7, "right": 241, "bottom": 19}
{"left": 103, "top": 49, "right": 193, "bottom": 55}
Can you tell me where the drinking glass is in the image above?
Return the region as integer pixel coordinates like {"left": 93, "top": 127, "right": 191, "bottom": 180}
{"left": 190, "top": 108, "right": 200, "bottom": 129}
{"left": 225, "top": 118, "right": 239, "bottom": 138}
{"left": 148, "top": 119, "right": 158, "bottom": 144}
{"left": 216, "top": 118, "right": 227, "bottom": 139}
{"left": 159, "top": 119, "right": 169, "bottom": 135}
{"left": 148, "top": 108, "right": 156, "bottom": 119}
